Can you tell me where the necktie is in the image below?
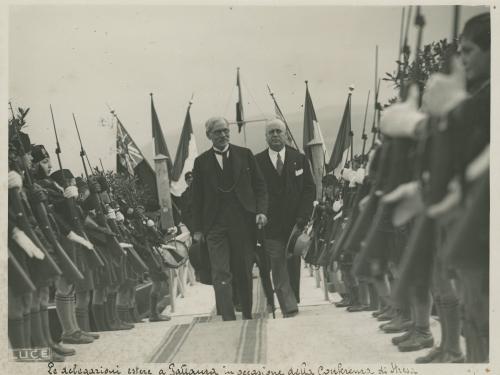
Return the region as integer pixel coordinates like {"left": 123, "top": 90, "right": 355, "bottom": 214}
{"left": 276, "top": 152, "right": 284, "bottom": 176}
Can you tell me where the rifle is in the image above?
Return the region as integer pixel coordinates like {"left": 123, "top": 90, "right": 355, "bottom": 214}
{"left": 352, "top": 7, "right": 426, "bottom": 278}
{"left": 8, "top": 248, "right": 37, "bottom": 293}
{"left": 360, "top": 90, "right": 371, "bottom": 161}
{"left": 9, "top": 104, "right": 72, "bottom": 281}
{"left": 393, "top": 7, "right": 462, "bottom": 301}
{"left": 72, "top": 113, "right": 126, "bottom": 260}
{"left": 50, "top": 105, "right": 104, "bottom": 269}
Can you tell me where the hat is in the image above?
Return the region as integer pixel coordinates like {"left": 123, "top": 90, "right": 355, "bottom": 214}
{"left": 10, "top": 131, "right": 31, "bottom": 155}
{"left": 31, "top": 144, "right": 50, "bottom": 164}
{"left": 75, "top": 176, "right": 87, "bottom": 189}
{"left": 50, "top": 169, "right": 75, "bottom": 187}
{"left": 286, "top": 224, "right": 312, "bottom": 258}
{"left": 188, "top": 239, "right": 212, "bottom": 285}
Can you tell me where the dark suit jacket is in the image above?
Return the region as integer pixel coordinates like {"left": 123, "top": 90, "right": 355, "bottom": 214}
{"left": 255, "top": 146, "right": 316, "bottom": 241}
{"left": 192, "top": 144, "right": 268, "bottom": 234}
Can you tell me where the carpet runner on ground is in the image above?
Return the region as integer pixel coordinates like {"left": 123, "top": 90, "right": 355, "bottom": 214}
{"left": 148, "top": 277, "right": 268, "bottom": 363}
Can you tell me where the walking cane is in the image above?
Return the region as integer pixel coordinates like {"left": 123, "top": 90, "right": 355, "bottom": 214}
{"left": 255, "top": 228, "right": 276, "bottom": 319}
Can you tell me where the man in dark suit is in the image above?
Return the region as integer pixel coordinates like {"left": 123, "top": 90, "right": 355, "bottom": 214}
{"left": 255, "top": 119, "right": 315, "bottom": 316}
{"left": 192, "top": 117, "right": 268, "bottom": 321}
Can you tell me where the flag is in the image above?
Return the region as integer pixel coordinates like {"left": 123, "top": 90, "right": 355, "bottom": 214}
{"left": 116, "top": 117, "right": 159, "bottom": 209}
{"left": 236, "top": 68, "right": 245, "bottom": 133}
{"left": 171, "top": 103, "right": 198, "bottom": 197}
{"left": 302, "top": 83, "right": 327, "bottom": 163}
{"left": 327, "top": 92, "right": 352, "bottom": 178}
{"left": 151, "top": 94, "right": 173, "bottom": 174}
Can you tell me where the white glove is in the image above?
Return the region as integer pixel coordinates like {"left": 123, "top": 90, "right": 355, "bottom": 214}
{"left": 422, "top": 56, "right": 468, "bottom": 118}
{"left": 382, "top": 181, "right": 420, "bottom": 204}
{"left": 67, "top": 231, "right": 94, "bottom": 250}
{"left": 12, "top": 227, "right": 45, "bottom": 260}
{"left": 106, "top": 210, "right": 117, "bottom": 220}
{"left": 354, "top": 167, "right": 366, "bottom": 184}
{"left": 115, "top": 211, "right": 125, "bottom": 222}
{"left": 63, "top": 185, "right": 79, "bottom": 199}
{"left": 466, "top": 145, "right": 489, "bottom": 182}
{"left": 333, "top": 199, "right": 343, "bottom": 212}
{"left": 358, "top": 195, "right": 370, "bottom": 211}
{"left": 427, "top": 179, "right": 461, "bottom": 219}
{"left": 380, "top": 85, "right": 427, "bottom": 138}
{"left": 146, "top": 219, "right": 155, "bottom": 228}
{"left": 342, "top": 168, "right": 353, "bottom": 182}
{"left": 8, "top": 171, "right": 23, "bottom": 190}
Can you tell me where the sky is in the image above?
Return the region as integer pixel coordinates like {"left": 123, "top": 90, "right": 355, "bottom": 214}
{"left": 9, "top": 4, "right": 488, "bottom": 176}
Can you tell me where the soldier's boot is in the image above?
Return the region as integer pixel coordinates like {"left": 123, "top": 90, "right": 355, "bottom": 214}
{"left": 40, "top": 307, "right": 76, "bottom": 356}
{"left": 117, "top": 305, "right": 132, "bottom": 323}
{"left": 334, "top": 294, "right": 352, "bottom": 308}
{"left": 397, "top": 326, "right": 434, "bottom": 352}
{"left": 382, "top": 311, "right": 413, "bottom": 333}
{"left": 8, "top": 317, "right": 25, "bottom": 349}
{"left": 112, "top": 297, "right": 134, "bottom": 330}
{"left": 415, "top": 347, "right": 444, "bottom": 364}
{"left": 377, "top": 306, "right": 397, "bottom": 322}
{"left": 346, "top": 286, "right": 364, "bottom": 312}
{"left": 33, "top": 309, "right": 65, "bottom": 361}
{"left": 373, "top": 304, "right": 390, "bottom": 318}
{"left": 105, "top": 298, "right": 131, "bottom": 330}
{"left": 149, "top": 293, "right": 171, "bottom": 322}
{"left": 90, "top": 304, "right": 107, "bottom": 332}
{"left": 392, "top": 325, "right": 415, "bottom": 346}
{"left": 61, "top": 330, "right": 94, "bottom": 345}
{"left": 415, "top": 296, "right": 446, "bottom": 363}
{"left": 130, "top": 306, "right": 145, "bottom": 323}
{"left": 366, "top": 283, "right": 379, "bottom": 311}
{"left": 75, "top": 308, "right": 100, "bottom": 340}
{"left": 441, "top": 297, "right": 464, "bottom": 363}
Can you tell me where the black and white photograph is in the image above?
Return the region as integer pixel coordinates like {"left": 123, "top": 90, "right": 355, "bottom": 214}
{"left": 3, "top": 2, "right": 495, "bottom": 374}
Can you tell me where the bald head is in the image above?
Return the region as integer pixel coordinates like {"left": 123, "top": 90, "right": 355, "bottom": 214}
{"left": 265, "top": 118, "right": 287, "bottom": 151}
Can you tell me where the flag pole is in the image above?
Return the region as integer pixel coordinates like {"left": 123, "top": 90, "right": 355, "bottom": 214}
{"left": 267, "top": 84, "right": 300, "bottom": 151}
{"left": 361, "top": 90, "right": 371, "bottom": 160}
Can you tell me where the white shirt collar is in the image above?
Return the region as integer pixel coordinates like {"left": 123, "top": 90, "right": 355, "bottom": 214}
{"left": 213, "top": 144, "right": 230, "bottom": 169}
{"left": 213, "top": 144, "right": 229, "bottom": 154}
{"left": 268, "top": 147, "right": 286, "bottom": 169}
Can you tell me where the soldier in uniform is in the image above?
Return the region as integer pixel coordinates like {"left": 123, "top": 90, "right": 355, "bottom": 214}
{"left": 30, "top": 144, "right": 99, "bottom": 345}
{"left": 8, "top": 128, "right": 69, "bottom": 361}
{"left": 420, "top": 12, "right": 490, "bottom": 363}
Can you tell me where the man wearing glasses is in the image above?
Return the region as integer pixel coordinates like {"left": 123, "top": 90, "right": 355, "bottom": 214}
{"left": 191, "top": 117, "right": 268, "bottom": 321}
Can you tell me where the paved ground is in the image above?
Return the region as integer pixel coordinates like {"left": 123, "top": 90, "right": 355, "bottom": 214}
{"left": 61, "top": 264, "right": 442, "bottom": 364}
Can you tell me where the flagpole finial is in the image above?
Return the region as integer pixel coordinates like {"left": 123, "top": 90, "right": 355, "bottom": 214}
{"left": 150, "top": 92, "right": 153, "bottom": 97}
{"left": 348, "top": 84, "right": 355, "bottom": 93}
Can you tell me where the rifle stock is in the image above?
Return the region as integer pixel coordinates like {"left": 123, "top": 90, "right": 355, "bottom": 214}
{"left": 392, "top": 213, "right": 434, "bottom": 302}
{"left": 33, "top": 202, "right": 84, "bottom": 282}
{"left": 8, "top": 249, "right": 37, "bottom": 293}
{"left": 9, "top": 189, "right": 62, "bottom": 280}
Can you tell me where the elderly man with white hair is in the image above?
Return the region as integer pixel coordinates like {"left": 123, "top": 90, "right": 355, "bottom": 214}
{"left": 191, "top": 116, "right": 268, "bottom": 321}
{"left": 255, "top": 118, "right": 316, "bottom": 317}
